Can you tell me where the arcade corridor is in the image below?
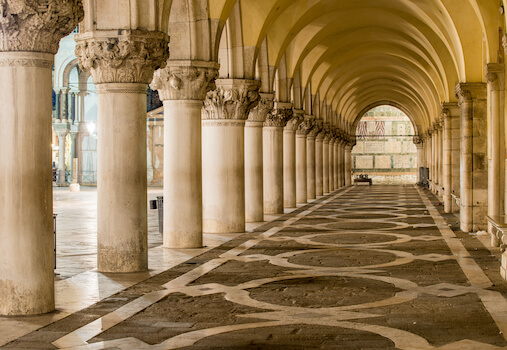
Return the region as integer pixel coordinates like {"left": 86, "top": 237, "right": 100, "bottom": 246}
{"left": 2, "top": 185, "right": 507, "bottom": 349}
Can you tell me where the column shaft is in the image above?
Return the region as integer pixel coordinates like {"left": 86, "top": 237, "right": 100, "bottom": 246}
{"left": 0, "top": 52, "right": 55, "bottom": 315}
{"left": 203, "top": 120, "right": 246, "bottom": 232}
{"left": 329, "top": 140, "right": 335, "bottom": 191}
{"left": 307, "top": 136, "right": 316, "bottom": 199}
{"left": 296, "top": 133, "right": 307, "bottom": 203}
{"left": 444, "top": 114, "right": 452, "bottom": 212}
{"left": 323, "top": 138, "right": 330, "bottom": 193}
{"left": 284, "top": 129, "right": 297, "bottom": 207}
{"left": 263, "top": 127, "right": 284, "bottom": 213}
{"left": 97, "top": 83, "right": 148, "bottom": 272}
{"left": 163, "top": 100, "right": 203, "bottom": 247}
{"left": 316, "top": 135, "right": 324, "bottom": 195}
{"left": 245, "top": 121, "right": 264, "bottom": 222}
{"left": 344, "top": 146, "right": 352, "bottom": 186}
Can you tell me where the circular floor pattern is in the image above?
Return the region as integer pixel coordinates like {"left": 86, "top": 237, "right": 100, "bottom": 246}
{"left": 287, "top": 249, "right": 398, "bottom": 268}
{"left": 324, "top": 221, "right": 401, "bottom": 230}
{"left": 310, "top": 232, "right": 401, "bottom": 245}
{"left": 248, "top": 276, "right": 402, "bottom": 308}
{"left": 335, "top": 213, "right": 400, "bottom": 220}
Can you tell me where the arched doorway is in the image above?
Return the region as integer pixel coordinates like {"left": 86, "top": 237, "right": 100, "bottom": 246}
{"left": 352, "top": 105, "right": 417, "bottom": 184}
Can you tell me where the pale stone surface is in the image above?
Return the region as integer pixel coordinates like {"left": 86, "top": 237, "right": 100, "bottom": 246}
{"left": 263, "top": 126, "right": 284, "bottom": 214}
{"left": 245, "top": 122, "right": 264, "bottom": 222}
{"left": 356, "top": 155, "right": 374, "bottom": 169}
{"left": 376, "top": 155, "right": 392, "bottom": 169}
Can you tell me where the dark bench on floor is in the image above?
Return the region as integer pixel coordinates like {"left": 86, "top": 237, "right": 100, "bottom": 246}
{"left": 354, "top": 178, "right": 372, "bottom": 185}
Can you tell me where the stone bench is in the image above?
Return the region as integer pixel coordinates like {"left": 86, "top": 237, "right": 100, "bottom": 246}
{"left": 354, "top": 178, "right": 372, "bottom": 185}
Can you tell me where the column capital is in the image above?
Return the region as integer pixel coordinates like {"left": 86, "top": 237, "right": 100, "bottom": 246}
{"left": 264, "top": 101, "right": 293, "bottom": 127}
{"left": 75, "top": 30, "right": 170, "bottom": 84}
{"left": 308, "top": 119, "right": 324, "bottom": 138}
{"left": 455, "top": 82, "right": 487, "bottom": 104}
{"left": 0, "top": 0, "right": 83, "bottom": 54}
{"left": 485, "top": 63, "right": 505, "bottom": 90}
{"left": 150, "top": 60, "right": 219, "bottom": 101}
{"left": 248, "top": 92, "right": 274, "bottom": 123}
{"left": 285, "top": 115, "right": 304, "bottom": 132}
{"left": 296, "top": 116, "right": 314, "bottom": 136}
{"left": 202, "top": 79, "right": 261, "bottom": 120}
{"left": 54, "top": 124, "right": 69, "bottom": 139}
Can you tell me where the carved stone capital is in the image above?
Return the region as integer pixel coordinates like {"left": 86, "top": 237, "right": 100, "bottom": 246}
{"left": 285, "top": 115, "right": 303, "bottom": 132}
{"left": 202, "top": 79, "right": 261, "bottom": 120}
{"left": 75, "top": 30, "right": 170, "bottom": 84}
{"left": 150, "top": 60, "right": 219, "bottom": 101}
{"left": 296, "top": 117, "right": 314, "bottom": 136}
{"left": 248, "top": 93, "right": 274, "bottom": 122}
{"left": 0, "top": 0, "right": 83, "bottom": 54}
{"left": 264, "top": 103, "right": 293, "bottom": 127}
{"left": 485, "top": 63, "right": 505, "bottom": 89}
{"left": 308, "top": 120, "right": 324, "bottom": 138}
{"left": 413, "top": 136, "right": 423, "bottom": 145}
{"left": 455, "top": 82, "right": 487, "bottom": 104}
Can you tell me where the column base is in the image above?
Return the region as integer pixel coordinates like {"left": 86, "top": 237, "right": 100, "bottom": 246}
{"left": 69, "top": 183, "right": 80, "bottom": 192}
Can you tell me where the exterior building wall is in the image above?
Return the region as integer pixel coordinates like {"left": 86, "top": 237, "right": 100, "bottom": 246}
{"left": 352, "top": 107, "right": 417, "bottom": 184}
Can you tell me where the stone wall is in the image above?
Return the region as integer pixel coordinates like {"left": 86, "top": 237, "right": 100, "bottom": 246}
{"left": 352, "top": 107, "right": 417, "bottom": 184}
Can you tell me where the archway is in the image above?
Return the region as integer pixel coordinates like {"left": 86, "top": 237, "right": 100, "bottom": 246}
{"left": 352, "top": 105, "right": 417, "bottom": 184}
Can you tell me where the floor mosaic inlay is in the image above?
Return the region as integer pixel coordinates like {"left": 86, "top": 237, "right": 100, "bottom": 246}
{"left": 4, "top": 185, "right": 507, "bottom": 349}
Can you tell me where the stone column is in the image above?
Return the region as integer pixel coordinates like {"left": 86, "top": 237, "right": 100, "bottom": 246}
{"left": 296, "top": 118, "right": 312, "bottom": 204}
{"left": 307, "top": 121, "right": 322, "bottom": 200}
{"left": 54, "top": 89, "right": 61, "bottom": 121}
{"left": 443, "top": 109, "right": 453, "bottom": 212}
{"left": 76, "top": 30, "right": 169, "bottom": 271}
{"left": 202, "top": 79, "right": 260, "bottom": 233}
{"left": 61, "top": 88, "right": 69, "bottom": 122}
{"left": 337, "top": 139, "right": 344, "bottom": 188}
{"left": 245, "top": 93, "right": 273, "bottom": 222}
{"left": 151, "top": 61, "right": 218, "bottom": 247}
{"left": 55, "top": 128, "right": 69, "bottom": 186}
{"left": 448, "top": 104, "right": 461, "bottom": 214}
{"left": 323, "top": 131, "right": 330, "bottom": 194}
{"left": 69, "top": 131, "right": 78, "bottom": 182}
{"left": 333, "top": 136, "right": 339, "bottom": 189}
{"left": 315, "top": 130, "right": 325, "bottom": 196}
{"left": 438, "top": 123, "right": 444, "bottom": 192}
{"left": 329, "top": 136, "right": 336, "bottom": 191}
{"left": 486, "top": 64, "right": 505, "bottom": 237}
{"left": 344, "top": 143, "right": 352, "bottom": 186}
{"left": 456, "top": 83, "right": 488, "bottom": 232}
{"left": 264, "top": 103, "right": 292, "bottom": 214}
{"left": 284, "top": 115, "right": 301, "bottom": 208}
{"left": 0, "top": 1, "right": 83, "bottom": 315}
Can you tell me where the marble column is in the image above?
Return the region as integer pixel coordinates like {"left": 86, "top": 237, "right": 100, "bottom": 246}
{"left": 61, "top": 88, "right": 69, "bottom": 122}
{"left": 329, "top": 136, "right": 335, "bottom": 191}
{"left": 333, "top": 137, "right": 340, "bottom": 190}
{"left": 323, "top": 131, "right": 330, "bottom": 194}
{"left": 296, "top": 118, "right": 312, "bottom": 204}
{"left": 284, "top": 115, "right": 302, "bottom": 208}
{"left": 443, "top": 109, "right": 453, "bottom": 213}
{"left": 456, "top": 83, "right": 488, "bottom": 232}
{"left": 151, "top": 62, "right": 218, "bottom": 247}
{"left": 448, "top": 104, "right": 461, "bottom": 214}
{"left": 307, "top": 122, "right": 322, "bottom": 200}
{"left": 202, "top": 79, "right": 260, "bottom": 233}
{"left": 264, "top": 103, "right": 291, "bottom": 214}
{"left": 54, "top": 89, "right": 61, "bottom": 121}
{"left": 76, "top": 30, "right": 169, "bottom": 271}
{"left": 315, "top": 130, "right": 325, "bottom": 196}
{"left": 245, "top": 93, "right": 274, "bottom": 222}
{"left": 55, "top": 128, "right": 68, "bottom": 186}
{"left": 486, "top": 64, "right": 505, "bottom": 237}
{"left": 0, "top": 1, "right": 83, "bottom": 315}
{"left": 337, "top": 139, "right": 344, "bottom": 188}
{"left": 438, "top": 123, "right": 444, "bottom": 193}
{"left": 344, "top": 143, "right": 352, "bottom": 186}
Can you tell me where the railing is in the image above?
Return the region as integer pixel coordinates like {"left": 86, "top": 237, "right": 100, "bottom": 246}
{"left": 79, "top": 171, "right": 97, "bottom": 185}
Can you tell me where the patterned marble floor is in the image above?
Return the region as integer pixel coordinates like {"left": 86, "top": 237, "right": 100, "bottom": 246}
{"left": 4, "top": 185, "right": 507, "bottom": 349}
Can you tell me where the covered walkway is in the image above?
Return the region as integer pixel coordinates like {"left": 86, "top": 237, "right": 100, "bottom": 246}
{"left": 3, "top": 185, "right": 507, "bottom": 349}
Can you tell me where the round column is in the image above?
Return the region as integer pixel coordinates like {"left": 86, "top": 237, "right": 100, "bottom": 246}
{"left": 76, "top": 30, "right": 169, "bottom": 272}
{"left": 284, "top": 117, "right": 300, "bottom": 208}
{"left": 245, "top": 121, "right": 264, "bottom": 222}
{"left": 443, "top": 110, "right": 452, "bottom": 213}
{"left": 329, "top": 138, "right": 335, "bottom": 191}
{"left": 263, "top": 106, "right": 290, "bottom": 214}
{"left": 0, "top": 2, "right": 83, "bottom": 315}
{"left": 245, "top": 93, "right": 274, "bottom": 222}
{"left": 307, "top": 126, "right": 320, "bottom": 199}
{"left": 315, "top": 132, "right": 325, "bottom": 196}
{"left": 55, "top": 128, "right": 69, "bottom": 186}
{"left": 344, "top": 144, "right": 352, "bottom": 186}
{"left": 337, "top": 140, "right": 343, "bottom": 188}
{"left": 203, "top": 120, "right": 246, "bottom": 232}
{"left": 151, "top": 63, "right": 218, "bottom": 247}
{"left": 202, "top": 79, "right": 260, "bottom": 233}
{"left": 296, "top": 128, "right": 308, "bottom": 204}
{"left": 323, "top": 134, "right": 330, "bottom": 194}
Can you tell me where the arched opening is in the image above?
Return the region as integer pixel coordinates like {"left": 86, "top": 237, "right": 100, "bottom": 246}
{"left": 352, "top": 105, "right": 417, "bottom": 184}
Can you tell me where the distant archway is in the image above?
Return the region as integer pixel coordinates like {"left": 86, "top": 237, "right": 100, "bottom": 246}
{"left": 352, "top": 105, "right": 417, "bottom": 184}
